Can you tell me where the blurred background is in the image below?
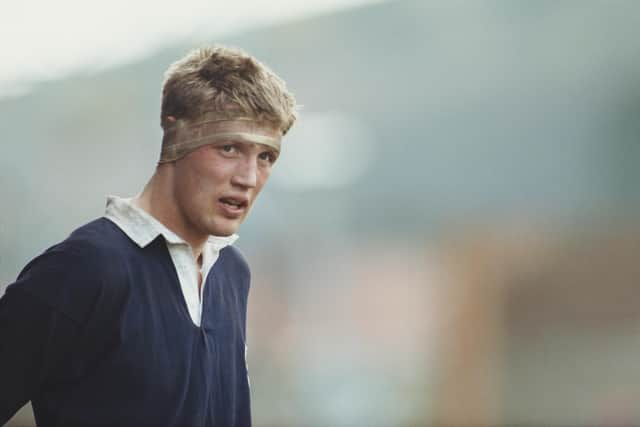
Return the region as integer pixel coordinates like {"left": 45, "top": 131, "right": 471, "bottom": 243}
{"left": 2, "top": 0, "right": 640, "bottom": 426}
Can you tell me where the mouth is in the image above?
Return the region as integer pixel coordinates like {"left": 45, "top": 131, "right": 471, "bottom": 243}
{"left": 218, "top": 196, "right": 249, "bottom": 218}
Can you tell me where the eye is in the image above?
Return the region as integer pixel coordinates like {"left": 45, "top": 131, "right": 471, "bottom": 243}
{"left": 258, "top": 151, "right": 278, "bottom": 165}
{"left": 217, "top": 143, "right": 238, "bottom": 156}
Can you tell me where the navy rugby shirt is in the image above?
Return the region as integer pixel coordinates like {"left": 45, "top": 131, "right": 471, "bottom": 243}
{"left": 0, "top": 216, "right": 252, "bottom": 427}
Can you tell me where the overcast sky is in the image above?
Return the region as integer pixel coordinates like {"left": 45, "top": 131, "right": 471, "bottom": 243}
{"left": 0, "top": 0, "right": 381, "bottom": 97}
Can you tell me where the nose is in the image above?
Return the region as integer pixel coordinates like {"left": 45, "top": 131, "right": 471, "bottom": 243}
{"left": 230, "top": 155, "right": 258, "bottom": 189}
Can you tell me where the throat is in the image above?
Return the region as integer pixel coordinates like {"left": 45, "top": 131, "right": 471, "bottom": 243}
{"left": 197, "top": 254, "right": 204, "bottom": 300}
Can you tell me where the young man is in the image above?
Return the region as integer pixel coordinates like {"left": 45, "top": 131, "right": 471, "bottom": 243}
{"left": 0, "top": 46, "right": 297, "bottom": 427}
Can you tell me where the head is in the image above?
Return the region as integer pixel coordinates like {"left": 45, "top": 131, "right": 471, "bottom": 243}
{"left": 156, "top": 46, "right": 297, "bottom": 239}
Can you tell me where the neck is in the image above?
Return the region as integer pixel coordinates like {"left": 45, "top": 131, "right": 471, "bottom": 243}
{"left": 134, "top": 166, "right": 207, "bottom": 260}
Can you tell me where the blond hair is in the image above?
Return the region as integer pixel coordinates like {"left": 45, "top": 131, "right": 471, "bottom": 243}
{"left": 160, "top": 46, "right": 297, "bottom": 135}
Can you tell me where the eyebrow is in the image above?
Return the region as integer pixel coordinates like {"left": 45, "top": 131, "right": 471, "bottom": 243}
{"left": 215, "top": 140, "right": 280, "bottom": 156}
{"left": 257, "top": 143, "right": 280, "bottom": 154}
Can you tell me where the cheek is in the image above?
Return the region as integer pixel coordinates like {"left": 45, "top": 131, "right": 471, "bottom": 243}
{"left": 184, "top": 159, "right": 223, "bottom": 193}
{"left": 255, "top": 169, "right": 272, "bottom": 193}
{"left": 174, "top": 166, "right": 211, "bottom": 210}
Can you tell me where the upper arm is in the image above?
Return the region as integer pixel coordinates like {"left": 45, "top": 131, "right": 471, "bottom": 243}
{"left": 0, "top": 288, "right": 81, "bottom": 425}
{"left": 0, "top": 239, "right": 128, "bottom": 424}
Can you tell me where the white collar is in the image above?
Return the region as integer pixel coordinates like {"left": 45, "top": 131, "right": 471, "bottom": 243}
{"left": 104, "top": 195, "right": 238, "bottom": 251}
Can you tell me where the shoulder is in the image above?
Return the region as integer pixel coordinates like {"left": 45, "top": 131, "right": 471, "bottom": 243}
{"left": 10, "top": 218, "right": 131, "bottom": 323}
{"left": 68, "top": 216, "right": 133, "bottom": 254}
{"left": 20, "top": 218, "right": 129, "bottom": 282}
{"left": 215, "top": 246, "right": 251, "bottom": 299}
{"left": 218, "top": 245, "right": 251, "bottom": 282}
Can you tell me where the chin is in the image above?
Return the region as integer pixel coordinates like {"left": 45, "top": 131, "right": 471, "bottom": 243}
{"left": 208, "top": 221, "right": 241, "bottom": 237}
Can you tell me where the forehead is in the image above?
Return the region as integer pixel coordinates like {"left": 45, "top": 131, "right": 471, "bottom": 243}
{"left": 181, "top": 116, "right": 281, "bottom": 147}
{"left": 220, "top": 118, "right": 278, "bottom": 133}
{"left": 160, "top": 115, "right": 282, "bottom": 162}
{"left": 212, "top": 128, "right": 281, "bottom": 153}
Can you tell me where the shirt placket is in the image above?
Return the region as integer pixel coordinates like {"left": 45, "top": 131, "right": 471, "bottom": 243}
{"left": 169, "top": 244, "right": 202, "bottom": 326}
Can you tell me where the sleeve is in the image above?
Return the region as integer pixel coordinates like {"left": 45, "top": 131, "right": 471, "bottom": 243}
{"left": 0, "top": 239, "right": 126, "bottom": 425}
{"left": 0, "top": 287, "right": 82, "bottom": 425}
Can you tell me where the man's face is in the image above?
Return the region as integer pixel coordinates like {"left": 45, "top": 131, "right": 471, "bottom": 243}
{"left": 171, "top": 131, "right": 279, "bottom": 239}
